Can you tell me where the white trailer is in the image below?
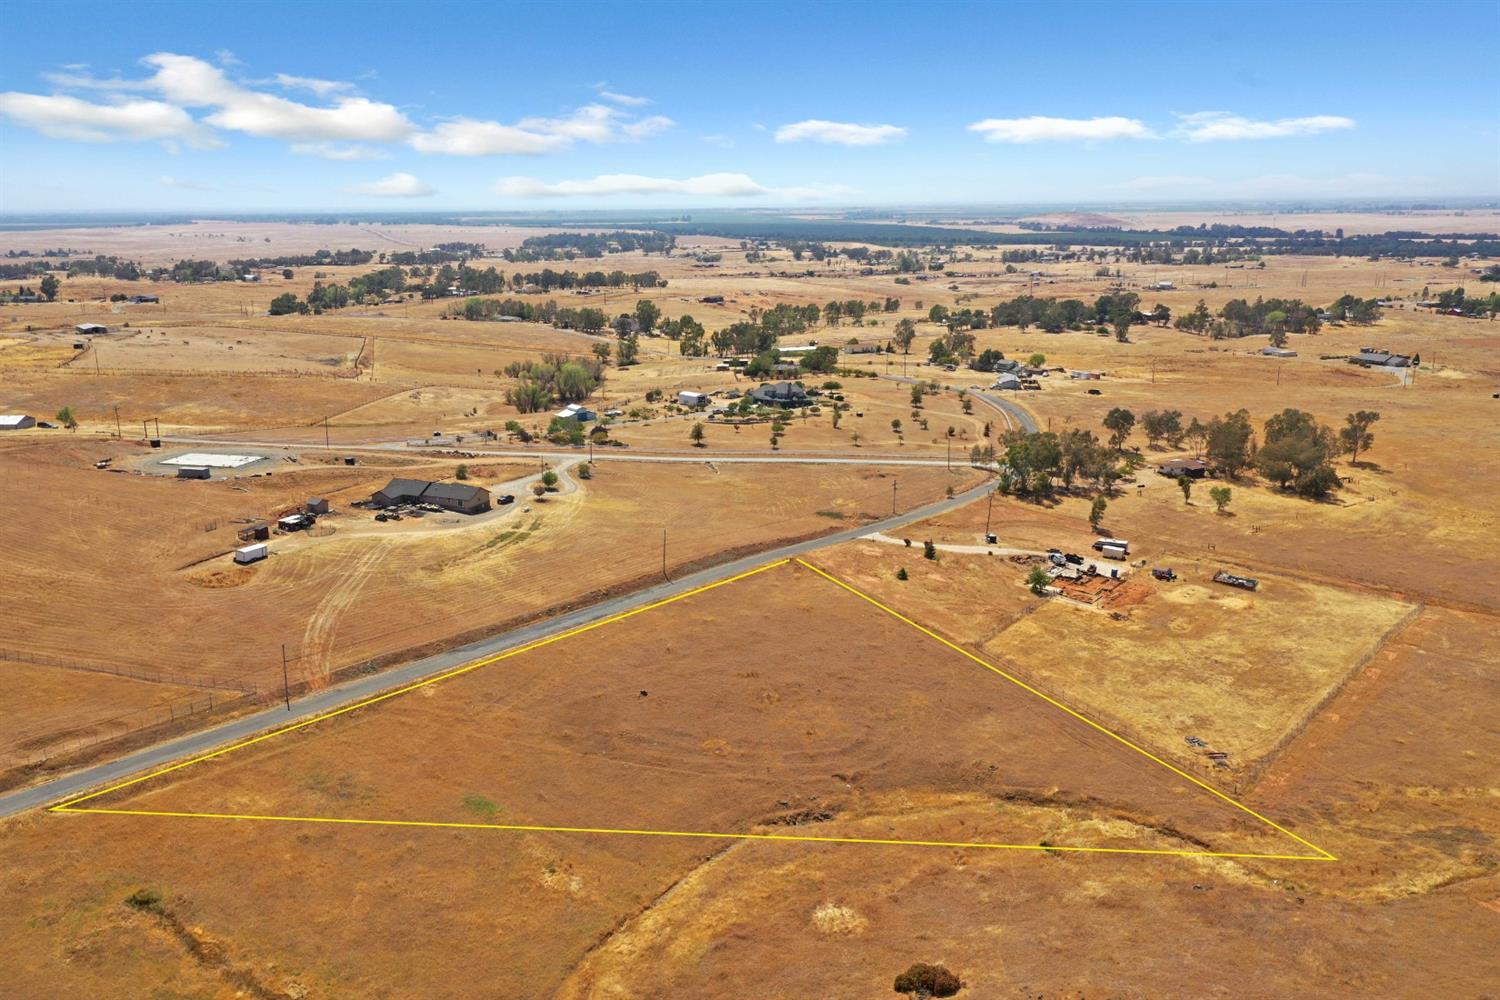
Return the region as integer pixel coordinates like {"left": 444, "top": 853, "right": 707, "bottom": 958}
{"left": 677, "top": 390, "right": 710, "bottom": 407}
{"left": 1092, "top": 537, "right": 1130, "bottom": 554}
{"left": 234, "top": 543, "right": 268, "bottom": 565}
{"left": 1100, "top": 544, "right": 1128, "bottom": 561}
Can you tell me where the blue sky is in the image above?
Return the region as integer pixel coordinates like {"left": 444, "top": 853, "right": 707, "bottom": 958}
{"left": 1, "top": 0, "right": 1496, "bottom": 212}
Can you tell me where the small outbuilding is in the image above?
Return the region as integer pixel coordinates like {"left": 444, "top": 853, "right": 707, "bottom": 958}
{"left": 1261, "top": 346, "right": 1297, "bottom": 358}
{"left": 75, "top": 323, "right": 109, "bottom": 335}
{"left": 992, "top": 372, "right": 1022, "bottom": 391}
{"left": 0, "top": 414, "right": 37, "bottom": 430}
{"left": 677, "top": 390, "right": 710, "bottom": 408}
{"left": 553, "top": 403, "right": 597, "bottom": 422}
{"left": 234, "top": 543, "right": 269, "bottom": 565}
{"left": 278, "top": 514, "right": 310, "bottom": 532}
{"left": 176, "top": 466, "right": 212, "bottom": 480}
{"left": 306, "top": 497, "right": 330, "bottom": 515}
{"left": 1157, "top": 458, "right": 1208, "bottom": 479}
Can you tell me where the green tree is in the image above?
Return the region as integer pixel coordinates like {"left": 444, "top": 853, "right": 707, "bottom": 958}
{"left": 455, "top": 463, "right": 469, "bottom": 481}
{"left": 893, "top": 317, "right": 916, "bottom": 354}
{"left": 1027, "top": 353, "right": 1046, "bottom": 369}
{"left": 540, "top": 469, "right": 559, "bottom": 490}
{"left": 1206, "top": 409, "right": 1255, "bottom": 478}
{"left": 1102, "top": 408, "right": 1136, "bottom": 452}
{"left": 1178, "top": 476, "right": 1192, "bottom": 503}
{"left": 1210, "top": 485, "right": 1232, "bottom": 513}
{"left": 592, "top": 341, "right": 611, "bottom": 365}
{"left": 281, "top": 268, "right": 294, "bottom": 280}
{"left": 633, "top": 298, "right": 660, "bottom": 333}
{"left": 690, "top": 422, "right": 706, "bottom": 447}
{"left": 616, "top": 332, "right": 640, "bottom": 365}
{"left": 56, "top": 405, "right": 77, "bottom": 430}
{"left": 40, "top": 274, "right": 59, "bottom": 301}
{"left": 896, "top": 566, "right": 909, "bottom": 581}
{"left": 1089, "top": 495, "right": 1107, "bottom": 530}
{"left": 923, "top": 540, "right": 937, "bottom": 560}
{"left": 1258, "top": 408, "right": 1339, "bottom": 497}
{"left": 910, "top": 384, "right": 924, "bottom": 408}
{"left": 1027, "top": 565, "right": 1051, "bottom": 596}
{"left": 1339, "top": 410, "right": 1380, "bottom": 463}
{"left": 269, "top": 292, "right": 304, "bottom": 315}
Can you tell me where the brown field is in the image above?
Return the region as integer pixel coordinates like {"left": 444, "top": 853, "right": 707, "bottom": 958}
{"left": 0, "top": 435, "right": 977, "bottom": 774}
{"left": 2, "top": 222, "right": 1496, "bottom": 998}
{"left": 4, "top": 562, "right": 1327, "bottom": 998}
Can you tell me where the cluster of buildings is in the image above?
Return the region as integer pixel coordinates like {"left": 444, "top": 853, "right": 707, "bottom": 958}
{"left": 1350, "top": 347, "right": 1414, "bottom": 368}
{"left": 372, "top": 478, "right": 492, "bottom": 515}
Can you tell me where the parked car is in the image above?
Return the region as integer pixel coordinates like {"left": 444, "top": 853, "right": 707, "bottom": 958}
{"left": 1152, "top": 567, "right": 1177, "bottom": 581}
{"left": 1086, "top": 388, "right": 1103, "bottom": 395}
{"left": 497, "top": 494, "right": 516, "bottom": 505}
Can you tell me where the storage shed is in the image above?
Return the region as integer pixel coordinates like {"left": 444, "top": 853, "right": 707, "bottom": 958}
{"left": 0, "top": 414, "right": 37, "bottom": 430}
{"left": 677, "top": 390, "right": 710, "bottom": 407}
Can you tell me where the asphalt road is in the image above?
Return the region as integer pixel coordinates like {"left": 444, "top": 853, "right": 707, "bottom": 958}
{"left": 0, "top": 473, "right": 996, "bottom": 819}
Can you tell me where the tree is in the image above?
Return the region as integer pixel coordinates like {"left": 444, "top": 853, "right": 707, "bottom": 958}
{"left": 616, "top": 332, "right": 640, "bottom": 366}
{"left": 1102, "top": 408, "right": 1135, "bottom": 452}
{"left": 541, "top": 469, "right": 559, "bottom": 490}
{"left": 1027, "top": 565, "right": 1051, "bottom": 596}
{"left": 1339, "top": 410, "right": 1380, "bottom": 463}
{"left": 893, "top": 317, "right": 916, "bottom": 354}
{"left": 1206, "top": 409, "right": 1255, "bottom": 478}
{"left": 1089, "top": 495, "right": 1108, "bottom": 530}
{"left": 1027, "top": 353, "right": 1046, "bottom": 369}
{"left": 1141, "top": 409, "right": 1182, "bottom": 448}
{"left": 40, "top": 274, "right": 59, "bottom": 301}
{"left": 56, "top": 405, "right": 77, "bottom": 430}
{"left": 530, "top": 481, "right": 547, "bottom": 499}
{"left": 1178, "top": 476, "right": 1192, "bottom": 503}
{"left": 923, "top": 540, "right": 937, "bottom": 560}
{"left": 592, "top": 341, "right": 611, "bottom": 365}
{"left": 910, "top": 384, "right": 924, "bottom": 408}
{"left": 896, "top": 566, "right": 909, "bottom": 581}
{"left": 690, "top": 422, "right": 706, "bottom": 447}
{"left": 891, "top": 418, "right": 902, "bottom": 435}
{"left": 1258, "top": 408, "right": 1339, "bottom": 497}
{"left": 1210, "top": 485, "right": 1232, "bottom": 513}
{"left": 455, "top": 463, "right": 469, "bottom": 480}
{"left": 893, "top": 962, "right": 963, "bottom": 998}
{"left": 269, "top": 292, "right": 305, "bottom": 315}
{"left": 633, "top": 298, "right": 660, "bottom": 333}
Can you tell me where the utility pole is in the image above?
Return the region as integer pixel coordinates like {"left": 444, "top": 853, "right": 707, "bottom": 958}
{"left": 661, "top": 527, "right": 668, "bottom": 581}
{"left": 94, "top": 347, "right": 100, "bottom": 375}
{"left": 324, "top": 415, "right": 331, "bottom": 450}
{"left": 985, "top": 487, "right": 995, "bottom": 540}
{"left": 892, "top": 479, "right": 898, "bottom": 515}
{"left": 113, "top": 405, "right": 122, "bottom": 439}
{"left": 281, "top": 644, "right": 291, "bottom": 711}
{"left": 142, "top": 419, "right": 149, "bottom": 441}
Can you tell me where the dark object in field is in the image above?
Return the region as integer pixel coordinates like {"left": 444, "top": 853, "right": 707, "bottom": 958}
{"left": 1212, "top": 570, "right": 1258, "bottom": 591}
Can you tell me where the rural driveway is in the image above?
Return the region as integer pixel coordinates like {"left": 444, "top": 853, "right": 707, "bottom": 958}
{"left": 0, "top": 473, "right": 997, "bottom": 819}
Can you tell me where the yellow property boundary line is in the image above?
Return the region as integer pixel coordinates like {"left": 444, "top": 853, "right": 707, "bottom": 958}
{"left": 53, "top": 557, "right": 1335, "bottom": 862}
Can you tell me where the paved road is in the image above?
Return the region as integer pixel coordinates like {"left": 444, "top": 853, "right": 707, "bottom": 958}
{"left": 0, "top": 474, "right": 996, "bottom": 819}
{"left": 877, "top": 373, "right": 1039, "bottom": 433}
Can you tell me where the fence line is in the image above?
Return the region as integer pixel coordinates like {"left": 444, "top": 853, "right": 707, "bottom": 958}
{"left": 0, "top": 648, "right": 258, "bottom": 694}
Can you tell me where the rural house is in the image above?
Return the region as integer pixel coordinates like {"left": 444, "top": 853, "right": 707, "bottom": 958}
{"left": 554, "top": 403, "right": 596, "bottom": 422}
{"left": 749, "top": 381, "right": 811, "bottom": 408}
{"left": 1351, "top": 347, "right": 1412, "bottom": 368}
{"left": 1157, "top": 458, "right": 1208, "bottom": 479}
{"left": 372, "top": 477, "right": 492, "bottom": 515}
{"left": 75, "top": 323, "right": 108, "bottom": 335}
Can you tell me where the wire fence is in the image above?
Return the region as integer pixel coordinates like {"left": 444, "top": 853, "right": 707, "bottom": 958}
{"left": 0, "top": 648, "right": 258, "bottom": 693}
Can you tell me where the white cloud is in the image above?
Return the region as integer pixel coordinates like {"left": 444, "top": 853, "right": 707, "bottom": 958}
{"left": 348, "top": 172, "right": 434, "bottom": 197}
{"left": 598, "top": 89, "right": 651, "bottom": 107}
{"left": 291, "top": 141, "right": 389, "bottom": 161}
{"left": 272, "top": 73, "right": 356, "bottom": 98}
{"left": 496, "top": 172, "right": 770, "bottom": 198}
{"left": 968, "top": 115, "right": 1152, "bottom": 143}
{"left": 1172, "top": 111, "right": 1356, "bottom": 142}
{"left": 0, "top": 91, "right": 221, "bottom": 147}
{"left": 621, "top": 114, "right": 675, "bottom": 140}
{"left": 774, "top": 119, "right": 906, "bottom": 146}
{"left": 409, "top": 118, "right": 568, "bottom": 156}
{"left": 215, "top": 49, "right": 242, "bottom": 67}
{"left": 517, "top": 103, "right": 618, "bottom": 143}
{"left": 160, "top": 175, "right": 211, "bottom": 190}
{"left": 14, "top": 52, "right": 675, "bottom": 159}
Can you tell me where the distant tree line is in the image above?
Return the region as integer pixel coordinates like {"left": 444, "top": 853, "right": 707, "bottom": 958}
{"left": 502, "top": 231, "right": 675, "bottom": 261}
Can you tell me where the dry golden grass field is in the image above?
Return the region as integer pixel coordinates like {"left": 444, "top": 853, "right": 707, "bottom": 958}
{"left": 1, "top": 221, "right": 1496, "bottom": 997}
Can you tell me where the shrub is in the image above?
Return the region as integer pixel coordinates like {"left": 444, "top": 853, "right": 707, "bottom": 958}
{"left": 124, "top": 888, "right": 163, "bottom": 912}
{"left": 456, "top": 464, "right": 469, "bottom": 481}
{"left": 896, "top": 567, "right": 909, "bottom": 581}
{"left": 893, "top": 962, "right": 963, "bottom": 998}
{"left": 923, "top": 540, "right": 937, "bottom": 560}
{"left": 577, "top": 463, "right": 593, "bottom": 480}
{"left": 1027, "top": 566, "right": 1051, "bottom": 595}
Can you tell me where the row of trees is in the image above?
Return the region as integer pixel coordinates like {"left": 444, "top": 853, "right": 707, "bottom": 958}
{"left": 503, "top": 231, "right": 675, "bottom": 261}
